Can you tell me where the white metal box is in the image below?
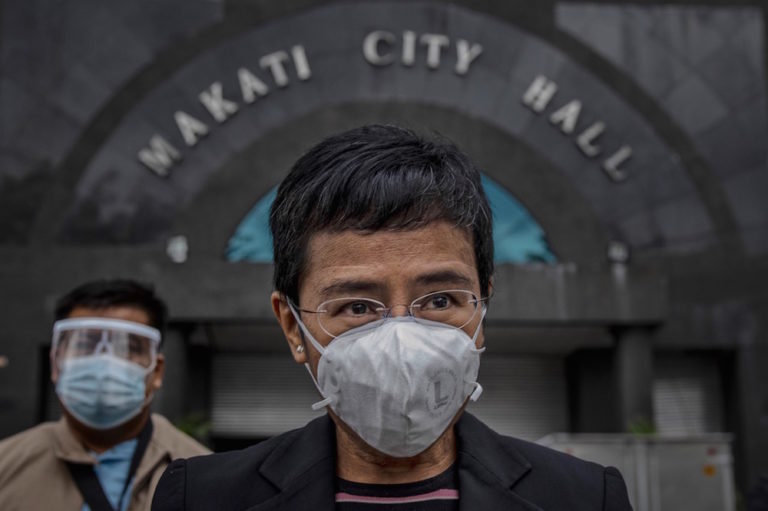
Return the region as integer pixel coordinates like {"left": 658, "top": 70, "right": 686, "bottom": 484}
{"left": 537, "top": 433, "right": 735, "bottom": 511}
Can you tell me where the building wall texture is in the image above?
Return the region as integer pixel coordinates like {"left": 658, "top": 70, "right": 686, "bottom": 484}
{"left": 1, "top": 0, "right": 766, "bottom": 498}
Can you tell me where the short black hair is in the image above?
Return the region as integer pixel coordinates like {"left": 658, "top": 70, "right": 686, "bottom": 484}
{"left": 54, "top": 279, "right": 168, "bottom": 336}
{"left": 269, "top": 124, "right": 494, "bottom": 303}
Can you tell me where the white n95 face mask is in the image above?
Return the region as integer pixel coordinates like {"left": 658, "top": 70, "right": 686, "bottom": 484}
{"left": 290, "top": 306, "right": 485, "bottom": 458}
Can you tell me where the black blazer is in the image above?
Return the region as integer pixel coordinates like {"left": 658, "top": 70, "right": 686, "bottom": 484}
{"left": 152, "top": 413, "right": 632, "bottom": 510}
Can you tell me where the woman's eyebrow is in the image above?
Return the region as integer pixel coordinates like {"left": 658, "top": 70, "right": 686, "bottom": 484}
{"left": 318, "top": 270, "right": 474, "bottom": 299}
{"left": 319, "top": 280, "right": 382, "bottom": 298}
{"left": 413, "top": 270, "right": 473, "bottom": 287}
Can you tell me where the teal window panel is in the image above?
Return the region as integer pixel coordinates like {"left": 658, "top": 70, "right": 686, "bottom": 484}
{"left": 226, "top": 174, "right": 555, "bottom": 264}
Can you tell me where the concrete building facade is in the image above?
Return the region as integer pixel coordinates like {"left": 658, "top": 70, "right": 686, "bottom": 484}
{"left": 1, "top": 0, "right": 766, "bottom": 498}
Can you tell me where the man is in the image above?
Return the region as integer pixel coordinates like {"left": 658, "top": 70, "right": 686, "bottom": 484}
{"left": 0, "top": 279, "right": 210, "bottom": 511}
{"left": 152, "top": 125, "right": 632, "bottom": 510}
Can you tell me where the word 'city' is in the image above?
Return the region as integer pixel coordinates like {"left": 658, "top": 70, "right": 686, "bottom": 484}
{"left": 137, "top": 31, "right": 633, "bottom": 183}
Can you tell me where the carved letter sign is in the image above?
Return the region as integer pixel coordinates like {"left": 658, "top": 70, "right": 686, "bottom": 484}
{"left": 522, "top": 75, "right": 632, "bottom": 182}
{"left": 136, "top": 35, "right": 632, "bottom": 184}
{"left": 137, "top": 45, "right": 311, "bottom": 177}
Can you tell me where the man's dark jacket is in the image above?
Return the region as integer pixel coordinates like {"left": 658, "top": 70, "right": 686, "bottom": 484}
{"left": 152, "top": 413, "right": 632, "bottom": 510}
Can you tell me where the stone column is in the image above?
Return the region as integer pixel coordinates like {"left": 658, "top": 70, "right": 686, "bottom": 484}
{"left": 614, "top": 327, "right": 654, "bottom": 432}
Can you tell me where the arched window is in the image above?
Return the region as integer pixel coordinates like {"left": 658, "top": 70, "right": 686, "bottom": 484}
{"left": 226, "top": 174, "right": 555, "bottom": 264}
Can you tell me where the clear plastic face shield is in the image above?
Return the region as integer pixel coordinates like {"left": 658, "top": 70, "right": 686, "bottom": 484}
{"left": 51, "top": 317, "right": 161, "bottom": 371}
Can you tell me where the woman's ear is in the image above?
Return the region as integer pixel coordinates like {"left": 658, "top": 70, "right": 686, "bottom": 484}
{"left": 271, "top": 291, "right": 308, "bottom": 364}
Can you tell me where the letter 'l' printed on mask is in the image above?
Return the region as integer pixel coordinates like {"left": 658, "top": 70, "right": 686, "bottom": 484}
{"left": 290, "top": 304, "right": 485, "bottom": 458}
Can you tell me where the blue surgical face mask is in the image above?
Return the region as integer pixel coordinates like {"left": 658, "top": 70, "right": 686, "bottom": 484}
{"left": 55, "top": 354, "right": 152, "bottom": 430}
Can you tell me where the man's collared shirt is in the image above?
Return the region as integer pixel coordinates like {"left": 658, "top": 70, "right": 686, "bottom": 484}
{"left": 83, "top": 437, "right": 138, "bottom": 511}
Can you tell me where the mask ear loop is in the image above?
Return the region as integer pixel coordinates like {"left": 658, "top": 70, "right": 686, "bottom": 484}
{"left": 306, "top": 365, "right": 333, "bottom": 411}
{"left": 288, "top": 302, "right": 327, "bottom": 355}
{"left": 469, "top": 306, "right": 487, "bottom": 353}
{"left": 467, "top": 306, "right": 487, "bottom": 402}
{"left": 469, "top": 383, "right": 484, "bottom": 402}
{"left": 287, "top": 302, "right": 334, "bottom": 411}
